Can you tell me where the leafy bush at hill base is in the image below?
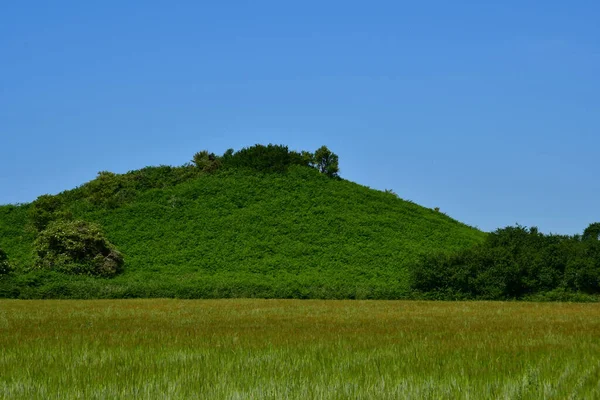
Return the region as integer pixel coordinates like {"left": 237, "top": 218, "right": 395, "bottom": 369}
{"left": 412, "top": 224, "right": 600, "bottom": 299}
{"left": 0, "top": 248, "right": 12, "bottom": 275}
{"left": 33, "top": 220, "right": 124, "bottom": 277}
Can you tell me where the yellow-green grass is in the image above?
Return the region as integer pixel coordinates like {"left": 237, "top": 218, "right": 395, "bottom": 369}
{"left": 1, "top": 300, "right": 599, "bottom": 399}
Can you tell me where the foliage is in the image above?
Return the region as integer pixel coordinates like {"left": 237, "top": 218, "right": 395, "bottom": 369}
{"left": 384, "top": 189, "right": 398, "bottom": 198}
{"left": 412, "top": 223, "right": 600, "bottom": 299}
{"left": 222, "top": 144, "right": 309, "bottom": 173}
{"left": 2, "top": 143, "right": 598, "bottom": 300}
{"left": 221, "top": 148, "right": 235, "bottom": 162}
{"left": 33, "top": 220, "right": 124, "bottom": 278}
{"left": 217, "top": 144, "right": 338, "bottom": 176}
{"left": 301, "top": 150, "right": 315, "bottom": 167}
{"left": 0, "top": 248, "right": 12, "bottom": 275}
{"left": 75, "top": 166, "right": 201, "bottom": 209}
{"left": 0, "top": 205, "right": 35, "bottom": 269}
{"left": 192, "top": 150, "right": 221, "bottom": 172}
{"left": 29, "top": 194, "right": 72, "bottom": 231}
{"left": 583, "top": 222, "right": 600, "bottom": 241}
{"left": 314, "top": 145, "right": 339, "bottom": 177}
{"left": 0, "top": 156, "right": 483, "bottom": 298}
{"left": 22, "top": 145, "right": 341, "bottom": 218}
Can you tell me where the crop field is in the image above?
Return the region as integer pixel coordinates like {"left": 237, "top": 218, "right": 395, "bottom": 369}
{"left": 1, "top": 300, "right": 599, "bottom": 399}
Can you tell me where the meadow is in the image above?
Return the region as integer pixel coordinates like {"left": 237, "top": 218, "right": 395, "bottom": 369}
{"left": 1, "top": 300, "right": 599, "bottom": 399}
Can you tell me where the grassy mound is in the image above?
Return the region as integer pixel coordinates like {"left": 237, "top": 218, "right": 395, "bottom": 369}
{"left": 0, "top": 149, "right": 484, "bottom": 299}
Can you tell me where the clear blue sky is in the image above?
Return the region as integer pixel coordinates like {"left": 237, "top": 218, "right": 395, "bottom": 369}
{"left": 1, "top": 1, "right": 598, "bottom": 235}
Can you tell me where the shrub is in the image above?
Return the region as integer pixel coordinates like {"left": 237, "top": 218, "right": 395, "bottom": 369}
{"left": 384, "top": 189, "right": 398, "bottom": 198}
{"left": 192, "top": 150, "right": 221, "bottom": 172}
{"left": 33, "top": 220, "right": 124, "bottom": 278}
{"left": 0, "top": 248, "right": 12, "bottom": 275}
{"left": 72, "top": 166, "right": 202, "bottom": 209}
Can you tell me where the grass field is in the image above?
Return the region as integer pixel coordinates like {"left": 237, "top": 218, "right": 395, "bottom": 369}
{"left": 1, "top": 300, "right": 599, "bottom": 399}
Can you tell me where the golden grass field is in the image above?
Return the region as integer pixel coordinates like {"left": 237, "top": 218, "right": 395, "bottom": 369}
{"left": 1, "top": 300, "right": 599, "bottom": 399}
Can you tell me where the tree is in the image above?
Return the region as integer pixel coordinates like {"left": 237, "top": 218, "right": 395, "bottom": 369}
{"left": 33, "top": 220, "right": 124, "bottom": 277}
{"left": 301, "top": 151, "right": 315, "bottom": 167}
{"left": 583, "top": 222, "right": 600, "bottom": 241}
{"left": 223, "top": 144, "right": 308, "bottom": 173}
{"left": 221, "top": 148, "right": 235, "bottom": 163}
{"left": 314, "top": 146, "right": 339, "bottom": 177}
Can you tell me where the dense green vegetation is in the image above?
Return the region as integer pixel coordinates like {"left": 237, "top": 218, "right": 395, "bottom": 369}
{"left": 413, "top": 224, "right": 600, "bottom": 300}
{"left": 0, "top": 143, "right": 597, "bottom": 300}
{"left": 0, "top": 248, "right": 12, "bottom": 276}
{"left": 33, "top": 220, "right": 124, "bottom": 278}
{"left": 0, "top": 144, "right": 483, "bottom": 299}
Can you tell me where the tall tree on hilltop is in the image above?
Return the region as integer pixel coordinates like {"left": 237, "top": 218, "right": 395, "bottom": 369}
{"left": 314, "top": 146, "right": 339, "bottom": 178}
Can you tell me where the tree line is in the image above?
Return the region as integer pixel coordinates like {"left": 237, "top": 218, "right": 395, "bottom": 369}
{"left": 192, "top": 144, "right": 339, "bottom": 177}
{"left": 412, "top": 223, "right": 600, "bottom": 299}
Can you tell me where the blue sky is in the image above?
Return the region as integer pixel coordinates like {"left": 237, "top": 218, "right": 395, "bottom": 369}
{"left": 1, "top": 1, "right": 598, "bottom": 235}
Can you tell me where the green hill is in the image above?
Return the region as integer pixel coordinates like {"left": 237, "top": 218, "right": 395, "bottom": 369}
{"left": 0, "top": 145, "right": 485, "bottom": 299}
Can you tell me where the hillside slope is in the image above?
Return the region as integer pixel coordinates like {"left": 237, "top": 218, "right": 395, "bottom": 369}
{"left": 0, "top": 160, "right": 485, "bottom": 299}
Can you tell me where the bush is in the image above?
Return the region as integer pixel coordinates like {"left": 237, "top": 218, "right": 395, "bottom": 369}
{"left": 68, "top": 166, "right": 204, "bottom": 209}
{"left": 192, "top": 150, "right": 221, "bottom": 172}
{"left": 0, "top": 248, "right": 12, "bottom": 275}
{"left": 33, "top": 220, "right": 124, "bottom": 278}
